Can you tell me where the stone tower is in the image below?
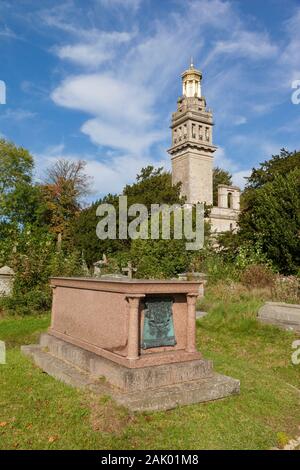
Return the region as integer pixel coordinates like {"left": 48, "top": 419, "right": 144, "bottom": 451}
{"left": 168, "top": 60, "right": 217, "bottom": 204}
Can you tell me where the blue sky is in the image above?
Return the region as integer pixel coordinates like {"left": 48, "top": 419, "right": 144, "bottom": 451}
{"left": 0, "top": 0, "right": 299, "bottom": 199}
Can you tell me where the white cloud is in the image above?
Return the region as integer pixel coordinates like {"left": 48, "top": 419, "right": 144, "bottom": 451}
{"left": 214, "top": 146, "right": 238, "bottom": 172}
{"left": 55, "top": 31, "right": 134, "bottom": 68}
{"left": 205, "top": 30, "right": 277, "bottom": 66}
{"left": 34, "top": 143, "right": 170, "bottom": 198}
{"left": 233, "top": 116, "right": 247, "bottom": 125}
{"left": 96, "top": 0, "right": 142, "bottom": 11}
{"left": 232, "top": 170, "right": 251, "bottom": 189}
{"left": 214, "top": 146, "right": 250, "bottom": 190}
{"left": 279, "top": 7, "right": 300, "bottom": 84}
{"left": 81, "top": 118, "right": 164, "bottom": 154}
{"left": 0, "top": 25, "right": 17, "bottom": 38}
{"left": 42, "top": 0, "right": 300, "bottom": 196}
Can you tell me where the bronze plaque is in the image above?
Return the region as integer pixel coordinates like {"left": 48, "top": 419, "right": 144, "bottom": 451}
{"left": 141, "top": 296, "right": 176, "bottom": 349}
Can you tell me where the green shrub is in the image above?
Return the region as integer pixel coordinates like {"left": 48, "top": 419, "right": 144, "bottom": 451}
{"left": 0, "top": 226, "right": 83, "bottom": 315}
{"left": 240, "top": 264, "right": 275, "bottom": 289}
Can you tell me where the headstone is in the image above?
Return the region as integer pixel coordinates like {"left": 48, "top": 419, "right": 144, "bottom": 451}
{"left": 0, "top": 266, "right": 15, "bottom": 297}
{"left": 122, "top": 261, "right": 137, "bottom": 279}
{"left": 93, "top": 254, "right": 108, "bottom": 277}
{"left": 258, "top": 302, "right": 300, "bottom": 332}
{"left": 196, "top": 311, "right": 208, "bottom": 319}
{"left": 81, "top": 252, "right": 90, "bottom": 276}
{"left": 22, "top": 277, "right": 239, "bottom": 411}
{"left": 0, "top": 340, "right": 6, "bottom": 364}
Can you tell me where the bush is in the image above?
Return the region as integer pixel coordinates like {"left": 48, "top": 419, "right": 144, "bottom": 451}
{"left": 240, "top": 264, "right": 275, "bottom": 289}
{"left": 129, "top": 238, "right": 191, "bottom": 279}
{"left": 0, "top": 226, "right": 83, "bottom": 315}
{"left": 271, "top": 275, "right": 300, "bottom": 303}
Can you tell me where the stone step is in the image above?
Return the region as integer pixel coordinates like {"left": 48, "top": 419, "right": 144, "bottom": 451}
{"left": 39, "top": 333, "right": 214, "bottom": 392}
{"left": 21, "top": 344, "right": 240, "bottom": 412}
{"left": 118, "top": 373, "right": 240, "bottom": 412}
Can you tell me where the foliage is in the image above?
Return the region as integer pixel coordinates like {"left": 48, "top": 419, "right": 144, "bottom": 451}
{"left": 240, "top": 264, "right": 275, "bottom": 289}
{"left": 40, "top": 159, "right": 92, "bottom": 241}
{"left": 0, "top": 138, "right": 41, "bottom": 227}
{"left": 70, "top": 194, "right": 129, "bottom": 267}
{"left": 0, "top": 226, "right": 83, "bottom": 315}
{"left": 246, "top": 148, "right": 300, "bottom": 189}
{"left": 123, "top": 166, "right": 184, "bottom": 208}
{"left": 235, "top": 242, "right": 273, "bottom": 271}
{"left": 129, "top": 237, "right": 191, "bottom": 279}
{"left": 212, "top": 167, "right": 232, "bottom": 206}
{"left": 239, "top": 168, "right": 300, "bottom": 274}
{"left": 71, "top": 166, "right": 184, "bottom": 269}
{"left": 271, "top": 275, "right": 300, "bottom": 304}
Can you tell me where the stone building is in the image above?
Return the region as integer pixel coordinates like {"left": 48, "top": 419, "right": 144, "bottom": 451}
{"left": 168, "top": 61, "right": 240, "bottom": 233}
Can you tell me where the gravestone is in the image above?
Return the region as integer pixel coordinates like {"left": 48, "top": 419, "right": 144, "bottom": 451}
{"left": 93, "top": 254, "right": 108, "bottom": 277}
{"left": 0, "top": 340, "right": 6, "bottom": 364}
{"left": 22, "top": 277, "right": 239, "bottom": 411}
{"left": 258, "top": 302, "right": 300, "bottom": 332}
{"left": 0, "top": 266, "right": 15, "bottom": 296}
{"left": 122, "top": 261, "right": 137, "bottom": 279}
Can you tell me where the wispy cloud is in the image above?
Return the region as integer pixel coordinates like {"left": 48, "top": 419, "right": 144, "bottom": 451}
{"left": 9, "top": 0, "right": 300, "bottom": 195}
{"left": 0, "top": 108, "right": 37, "bottom": 121}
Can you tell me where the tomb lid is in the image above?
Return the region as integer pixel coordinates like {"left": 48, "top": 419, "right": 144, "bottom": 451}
{"left": 0, "top": 266, "right": 15, "bottom": 276}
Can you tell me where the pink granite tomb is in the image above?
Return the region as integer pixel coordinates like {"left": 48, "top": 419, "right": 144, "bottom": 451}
{"left": 22, "top": 277, "right": 240, "bottom": 411}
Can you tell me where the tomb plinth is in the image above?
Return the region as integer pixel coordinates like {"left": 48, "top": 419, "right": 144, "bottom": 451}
{"left": 22, "top": 277, "right": 239, "bottom": 411}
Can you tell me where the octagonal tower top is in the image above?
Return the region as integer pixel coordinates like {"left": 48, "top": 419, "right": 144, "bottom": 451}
{"left": 181, "top": 58, "right": 202, "bottom": 98}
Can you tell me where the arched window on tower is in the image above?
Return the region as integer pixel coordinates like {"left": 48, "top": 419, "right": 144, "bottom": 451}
{"left": 199, "top": 125, "right": 203, "bottom": 140}
{"left": 227, "top": 192, "right": 233, "bottom": 209}
{"left": 192, "top": 123, "right": 196, "bottom": 138}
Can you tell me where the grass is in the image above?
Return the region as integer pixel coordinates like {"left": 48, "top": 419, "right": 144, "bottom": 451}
{"left": 0, "top": 283, "right": 300, "bottom": 450}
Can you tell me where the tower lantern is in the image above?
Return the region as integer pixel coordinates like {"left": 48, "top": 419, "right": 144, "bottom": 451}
{"left": 181, "top": 59, "right": 202, "bottom": 98}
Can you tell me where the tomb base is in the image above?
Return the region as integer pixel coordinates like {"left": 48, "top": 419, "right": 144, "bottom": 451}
{"left": 22, "top": 333, "right": 240, "bottom": 412}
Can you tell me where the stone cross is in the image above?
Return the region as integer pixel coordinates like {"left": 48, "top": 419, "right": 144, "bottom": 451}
{"left": 122, "top": 261, "right": 137, "bottom": 280}
{"left": 93, "top": 254, "right": 108, "bottom": 277}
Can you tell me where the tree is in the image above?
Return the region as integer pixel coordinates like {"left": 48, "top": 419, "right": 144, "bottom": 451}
{"left": 239, "top": 150, "right": 300, "bottom": 274}
{"left": 70, "top": 194, "right": 128, "bottom": 267}
{"left": 213, "top": 167, "right": 232, "bottom": 206}
{"left": 0, "top": 138, "right": 41, "bottom": 227}
{"left": 245, "top": 148, "right": 300, "bottom": 189}
{"left": 124, "top": 166, "right": 185, "bottom": 208}
{"left": 71, "top": 166, "right": 185, "bottom": 269}
{"left": 41, "top": 159, "right": 92, "bottom": 240}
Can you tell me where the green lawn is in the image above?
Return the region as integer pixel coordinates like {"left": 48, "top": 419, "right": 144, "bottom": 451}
{"left": 0, "top": 285, "right": 300, "bottom": 450}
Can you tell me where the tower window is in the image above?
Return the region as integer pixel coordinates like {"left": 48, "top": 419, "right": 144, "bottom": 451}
{"left": 227, "top": 192, "right": 233, "bottom": 209}
{"left": 205, "top": 127, "right": 210, "bottom": 142}
{"left": 199, "top": 125, "right": 203, "bottom": 140}
{"left": 183, "top": 124, "right": 187, "bottom": 138}
{"left": 192, "top": 123, "right": 196, "bottom": 138}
